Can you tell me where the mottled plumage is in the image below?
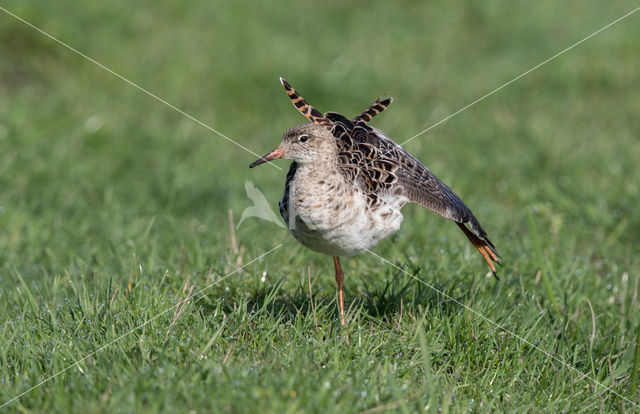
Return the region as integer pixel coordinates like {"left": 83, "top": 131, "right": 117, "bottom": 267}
{"left": 250, "top": 78, "right": 501, "bottom": 324}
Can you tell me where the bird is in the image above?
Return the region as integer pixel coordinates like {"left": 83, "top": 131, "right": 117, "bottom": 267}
{"left": 249, "top": 78, "right": 500, "bottom": 325}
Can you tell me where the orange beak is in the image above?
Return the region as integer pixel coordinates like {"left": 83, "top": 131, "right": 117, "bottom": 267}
{"left": 249, "top": 146, "right": 285, "bottom": 168}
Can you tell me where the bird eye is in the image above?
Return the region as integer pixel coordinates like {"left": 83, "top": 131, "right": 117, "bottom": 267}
{"left": 298, "top": 135, "right": 310, "bottom": 143}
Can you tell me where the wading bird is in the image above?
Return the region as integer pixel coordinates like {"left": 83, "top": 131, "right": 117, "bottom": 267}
{"left": 250, "top": 78, "right": 500, "bottom": 325}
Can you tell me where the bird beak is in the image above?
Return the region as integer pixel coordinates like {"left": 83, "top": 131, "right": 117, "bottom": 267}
{"left": 249, "top": 146, "right": 285, "bottom": 168}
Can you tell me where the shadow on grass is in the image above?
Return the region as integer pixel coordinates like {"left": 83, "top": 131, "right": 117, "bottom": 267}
{"left": 200, "top": 268, "right": 476, "bottom": 325}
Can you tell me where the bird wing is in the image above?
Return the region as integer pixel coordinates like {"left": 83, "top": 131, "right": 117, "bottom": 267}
{"left": 278, "top": 161, "right": 299, "bottom": 226}
{"left": 326, "top": 113, "right": 501, "bottom": 274}
{"left": 325, "top": 96, "right": 393, "bottom": 127}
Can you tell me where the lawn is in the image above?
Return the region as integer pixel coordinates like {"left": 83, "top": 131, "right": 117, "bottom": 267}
{"left": 1, "top": 0, "right": 640, "bottom": 412}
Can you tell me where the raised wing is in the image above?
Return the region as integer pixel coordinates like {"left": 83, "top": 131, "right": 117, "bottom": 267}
{"left": 326, "top": 96, "right": 393, "bottom": 127}
{"left": 351, "top": 97, "right": 393, "bottom": 125}
{"left": 280, "top": 78, "right": 332, "bottom": 129}
{"left": 326, "top": 113, "right": 501, "bottom": 275}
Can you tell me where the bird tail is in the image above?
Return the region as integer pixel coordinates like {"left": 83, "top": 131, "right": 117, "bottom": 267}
{"left": 456, "top": 219, "right": 501, "bottom": 279}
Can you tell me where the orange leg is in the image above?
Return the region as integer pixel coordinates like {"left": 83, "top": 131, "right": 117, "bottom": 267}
{"left": 333, "top": 256, "right": 346, "bottom": 325}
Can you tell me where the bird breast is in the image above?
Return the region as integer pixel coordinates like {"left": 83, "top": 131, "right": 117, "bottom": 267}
{"left": 283, "top": 169, "right": 406, "bottom": 256}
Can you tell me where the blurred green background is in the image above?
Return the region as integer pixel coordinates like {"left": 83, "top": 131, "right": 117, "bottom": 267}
{"left": 1, "top": 0, "right": 639, "bottom": 412}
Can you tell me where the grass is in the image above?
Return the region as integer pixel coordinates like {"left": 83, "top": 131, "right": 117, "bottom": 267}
{"left": 1, "top": 0, "right": 640, "bottom": 412}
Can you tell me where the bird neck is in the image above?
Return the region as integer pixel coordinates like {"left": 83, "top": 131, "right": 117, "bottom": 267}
{"left": 295, "top": 150, "right": 341, "bottom": 181}
{"left": 305, "top": 147, "right": 339, "bottom": 169}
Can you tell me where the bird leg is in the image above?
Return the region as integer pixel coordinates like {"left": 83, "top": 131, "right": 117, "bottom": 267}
{"left": 333, "top": 256, "right": 346, "bottom": 325}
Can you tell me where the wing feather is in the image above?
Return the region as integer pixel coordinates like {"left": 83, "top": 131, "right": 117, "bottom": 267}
{"left": 326, "top": 116, "right": 501, "bottom": 273}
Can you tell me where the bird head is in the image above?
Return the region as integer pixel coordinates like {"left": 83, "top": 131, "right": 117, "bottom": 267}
{"left": 249, "top": 124, "right": 336, "bottom": 167}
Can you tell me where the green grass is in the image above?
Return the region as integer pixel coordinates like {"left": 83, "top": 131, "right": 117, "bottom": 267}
{"left": 1, "top": 0, "right": 640, "bottom": 412}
